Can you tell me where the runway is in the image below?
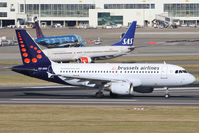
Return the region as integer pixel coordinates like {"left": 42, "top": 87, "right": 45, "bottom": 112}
{"left": 0, "top": 28, "right": 199, "bottom": 106}
{"left": 0, "top": 85, "right": 199, "bottom": 106}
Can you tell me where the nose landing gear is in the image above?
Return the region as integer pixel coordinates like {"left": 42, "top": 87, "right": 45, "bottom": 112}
{"left": 164, "top": 87, "right": 170, "bottom": 98}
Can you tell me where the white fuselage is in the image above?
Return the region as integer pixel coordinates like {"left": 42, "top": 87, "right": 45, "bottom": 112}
{"left": 43, "top": 46, "right": 132, "bottom": 62}
{"left": 52, "top": 63, "right": 195, "bottom": 87}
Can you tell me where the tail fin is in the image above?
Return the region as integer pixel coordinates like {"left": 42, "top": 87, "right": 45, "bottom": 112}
{"left": 112, "top": 21, "right": 136, "bottom": 46}
{"left": 35, "top": 21, "right": 44, "bottom": 39}
{"left": 16, "top": 29, "right": 51, "bottom": 67}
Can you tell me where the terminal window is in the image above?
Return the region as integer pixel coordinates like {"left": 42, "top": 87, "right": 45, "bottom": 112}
{"left": 0, "top": 2, "right": 7, "bottom": 7}
{"left": 0, "top": 12, "right": 7, "bottom": 17}
{"left": 164, "top": 4, "right": 199, "bottom": 17}
{"left": 104, "top": 4, "right": 155, "bottom": 9}
{"left": 20, "top": 4, "right": 95, "bottom": 17}
{"left": 98, "top": 12, "right": 123, "bottom": 26}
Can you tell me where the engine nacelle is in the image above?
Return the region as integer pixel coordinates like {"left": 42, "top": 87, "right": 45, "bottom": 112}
{"left": 133, "top": 87, "right": 154, "bottom": 93}
{"left": 107, "top": 81, "right": 133, "bottom": 95}
{"left": 78, "top": 57, "right": 92, "bottom": 63}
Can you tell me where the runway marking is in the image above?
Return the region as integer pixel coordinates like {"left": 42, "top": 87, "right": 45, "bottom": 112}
{"left": 11, "top": 99, "right": 137, "bottom": 102}
{"left": 0, "top": 100, "right": 199, "bottom": 106}
{"left": 154, "top": 87, "right": 199, "bottom": 91}
{"left": 22, "top": 86, "right": 75, "bottom": 89}
{"left": 0, "top": 99, "right": 195, "bottom": 106}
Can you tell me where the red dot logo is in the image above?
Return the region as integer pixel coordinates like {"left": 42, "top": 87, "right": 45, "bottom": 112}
{"left": 34, "top": 47, "right": 38, "bottom": 50}
{"left": 32, "top": 58, "right": 37, "bottom": 63}
{"left": 19, "top": 38, "right": 22, "bottom": 40}
{"left": 37, "top": 54, "right": 42, "bottom": 59}
{"left": 24, "top": 58, "right": 30, "bottom": 63}
{"left": 20, "top": 41, "right": 24, "bottom": 43}
{"left": 23, "top": 53, "right": 28, "bottom": 57}
{"left": 20, "top": 44, "right": 25, "bottom": 47}
{"left": 21, "top": 48, "right": 26, "bottom": 52}
{"left": 37, "top": 50, "right": 41, "bottom": 53}
{"left": 30, "top": 45, "right": 34, "bottom": 48}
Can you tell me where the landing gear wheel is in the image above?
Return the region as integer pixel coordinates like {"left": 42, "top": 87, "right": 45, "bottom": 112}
{"left": 95, "top": 92, "right": 104, "bottom": 98}
{"left": 110, "top": 92, "right": 118, "bottom": 98}
{"left": 164, "top": 87, "right": 170, "bottom": 98}
{"left": 165, "top": 94, "right": 170, "bottom": 98}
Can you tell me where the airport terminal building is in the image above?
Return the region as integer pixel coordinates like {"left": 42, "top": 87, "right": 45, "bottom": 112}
{"left": 0, "top": 0, "right": 199, "bottom": 27}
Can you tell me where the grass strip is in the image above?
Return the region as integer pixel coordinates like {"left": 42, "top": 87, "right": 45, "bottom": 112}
{"left": 0, "top": 105, "right": 199, "bottom": 133}
{"left": 0, "top": 74, "right": 57, "bottom": 86}
{"left": 0, "top": 56, "right": 199, "bottom": 65}
{"left": 97, "top": 56, "right": 199, "bottom": 63}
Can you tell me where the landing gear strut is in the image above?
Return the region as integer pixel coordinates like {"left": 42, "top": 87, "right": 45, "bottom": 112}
{"left": 95, "top": 86, "right": 104, "bottom": 98}
{"left": 164, "top": 87, "right": 170, "bottom": 98}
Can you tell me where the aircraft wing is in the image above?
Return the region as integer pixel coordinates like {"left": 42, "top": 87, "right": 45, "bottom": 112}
{"left": 51, "top": 73, "right": 122, "bottom": 82}
{"left": 48, "top": 73, "right": 126, "bottom": 87}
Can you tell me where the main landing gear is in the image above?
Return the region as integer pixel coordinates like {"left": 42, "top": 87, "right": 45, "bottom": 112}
{"left": 95, "top": 91, "right": 104, "bottom": 98}
{"left": 95, "top": 86, "right": 104, "bottom": 98}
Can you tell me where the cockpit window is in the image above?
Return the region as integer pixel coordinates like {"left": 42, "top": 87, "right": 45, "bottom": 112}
{"left": 182, "top": 70, "right": 187, "bottom": 73}
{"left": 175, "top": 70, "right": 187, "bottom": 74}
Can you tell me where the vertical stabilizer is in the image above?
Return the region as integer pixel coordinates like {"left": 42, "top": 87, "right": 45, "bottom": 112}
{"left": 16, "top": 29, "right": 51, "bottom": 67}
{"left": 35, "top": 21, "right": 44, "bottom": 39}
{"left": 112, "top": 21, "right": 136, "bottom": 46}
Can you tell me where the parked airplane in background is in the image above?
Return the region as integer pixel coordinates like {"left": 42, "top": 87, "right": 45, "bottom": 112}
{"left": 34, "top": 21, "right": 84, "bottom": 48}
{"left": 43, "top": 21, "right": 137, "bottom": 63}
{"left": 12, "top": 29, "right": 195, "bottom": 98}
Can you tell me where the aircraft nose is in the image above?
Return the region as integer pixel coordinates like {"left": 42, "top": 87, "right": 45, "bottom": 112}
{"left": 187, "top": 74, "right": 196, "bottom": 84}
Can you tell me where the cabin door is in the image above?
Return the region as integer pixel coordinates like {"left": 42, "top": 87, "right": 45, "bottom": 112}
{"left": 161, "top": 66, "right": 168, "bottom": 79}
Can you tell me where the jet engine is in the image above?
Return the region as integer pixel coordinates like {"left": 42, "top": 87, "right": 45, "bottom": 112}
{"left": 106, "top": 81, "right": 133, "bottom": 95}
{"left": 133, "top": 87, "right": 154, "bottom": 93}
{"left": 78, "top": 57, "right": 92, "bottom": 63}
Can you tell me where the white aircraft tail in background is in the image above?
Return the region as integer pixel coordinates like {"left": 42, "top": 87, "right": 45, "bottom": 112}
{"left": 43, "top": 21, "right": 137, "bottom": 63}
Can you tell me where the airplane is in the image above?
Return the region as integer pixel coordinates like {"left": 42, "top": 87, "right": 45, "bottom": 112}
{"left": 34, "top": 21, "right": 84, "bottom": 48}
{"left": 42, "top": 21, "right": 137, "bottom": 63}
{"left": 12, "top": 29, "right": 196, "bottom": 98}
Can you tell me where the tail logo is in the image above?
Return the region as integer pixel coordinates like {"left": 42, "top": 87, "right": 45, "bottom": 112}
{"left": 122, "top": 38, "right": 134, "bottom": 45}
{"left": 17, "top": 31, "right": 43, "bottom": 64}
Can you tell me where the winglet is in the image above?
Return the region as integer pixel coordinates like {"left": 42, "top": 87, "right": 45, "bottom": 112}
{"left": 112, "top": 21, "right": 136, "bottom": 46}
{"left": 35, "top": 21, "right": 44, "bottom": 39}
